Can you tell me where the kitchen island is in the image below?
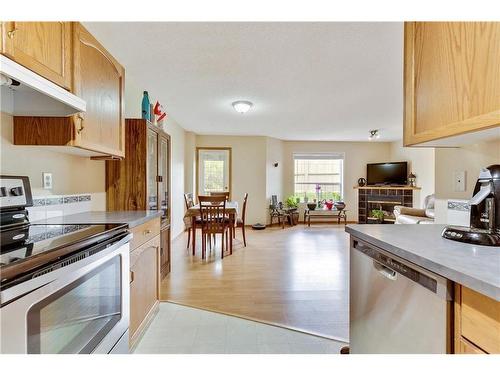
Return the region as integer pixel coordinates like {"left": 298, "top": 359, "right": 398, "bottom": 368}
{"left": 346, "top": 224, "right": 500, "bottom": 354}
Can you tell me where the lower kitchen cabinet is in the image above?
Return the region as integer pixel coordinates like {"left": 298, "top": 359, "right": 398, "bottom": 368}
{"left": 129, "top": 218, "right": 161, "bottom": 349}
{"left": 454, "top": 285, "right": 500, "bottom": 354}
{"left": 160, "top": 225, "right": 171, "bottom": 279}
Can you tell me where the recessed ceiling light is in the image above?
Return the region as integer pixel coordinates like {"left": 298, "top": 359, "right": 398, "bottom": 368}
{"left": 368, "top": 129, "right": 380, "bottom": 141}
{"left": 232, "top": 100, "right": 253, "bottom": 114}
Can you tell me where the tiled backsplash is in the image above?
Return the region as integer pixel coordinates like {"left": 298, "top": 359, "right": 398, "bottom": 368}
{"left": 447, "top": 199, "right": 470, "bottom": 226}
{"left": 28, "top": 193, "right": 93, "bottom": 222}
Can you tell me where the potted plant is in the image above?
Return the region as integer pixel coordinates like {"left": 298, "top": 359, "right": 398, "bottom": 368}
{"left": 371, "top": 209, "right": 385, "bottom": 224}
{"left": 286, "top": 196, "right": 298, "bottom": 211}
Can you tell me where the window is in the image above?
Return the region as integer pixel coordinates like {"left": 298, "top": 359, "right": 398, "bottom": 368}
{"left": 293, "top": 153, "right": 344, "bottom": 202}
{"left": 197, "top": 148, "right": 231, "bottom": 196}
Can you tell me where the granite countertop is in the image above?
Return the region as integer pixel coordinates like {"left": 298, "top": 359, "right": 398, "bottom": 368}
{"left": 345, "top": 224, "right": 500, "bottom": 301}
{"left": 33, "top": 210, "right": 163, "bottom": 228}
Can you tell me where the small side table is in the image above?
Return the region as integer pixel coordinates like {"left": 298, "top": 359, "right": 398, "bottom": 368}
{"left": 304, "top": 208, "right": 348, "bottom": 226}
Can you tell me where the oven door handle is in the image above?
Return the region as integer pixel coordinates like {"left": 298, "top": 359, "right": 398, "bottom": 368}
{"left": 0, "top": 233, "right": 132, "bottom": 305}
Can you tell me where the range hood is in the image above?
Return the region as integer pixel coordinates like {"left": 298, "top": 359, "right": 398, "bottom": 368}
{"left": 0, "top": 55, "right": 86, "bottom": 116}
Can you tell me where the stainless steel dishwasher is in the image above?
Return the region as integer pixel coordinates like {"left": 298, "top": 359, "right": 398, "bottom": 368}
{"left": 349, "top": 237, "right": 453, "bottom": 354}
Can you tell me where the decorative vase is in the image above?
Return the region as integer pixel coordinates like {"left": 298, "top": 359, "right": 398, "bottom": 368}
{"left": 325, "top": 201, "right": 334, "bottom": 210}
{"left": 307, "top": 203, "right": 317, "bottom": 211}
{"left": 141, "top": 91, "right": 150, "bottom": 120}
{"left": 358, "top": 178, "right": 366, "bottom": 187}
{"left": 334, "top": 201, "right": 346, "bottom": 211}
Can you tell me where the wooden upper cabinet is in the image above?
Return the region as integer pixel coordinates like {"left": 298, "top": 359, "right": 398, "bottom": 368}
{"left": 0, "top": 22, "right": 72, "bottom": 90}
{"left": 72, "top": 23, "right": 125, "bottom": 158}
{"left": 12, "top": 23, "right": 126, "bottom": 159}
{"left": 404, "top": 22, "right": 500, "bottom": 146}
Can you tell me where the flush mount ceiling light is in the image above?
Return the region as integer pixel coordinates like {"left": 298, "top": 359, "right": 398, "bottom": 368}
{"left": 232, "top": 100, "right": 253, "bottom": 114}
{"left": 368, "top": 129, "right": 380, "bottom": 141}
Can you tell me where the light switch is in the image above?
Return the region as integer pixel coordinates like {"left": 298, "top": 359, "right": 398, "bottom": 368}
{"left": 42, "top": 172, "right": 53, "bottom": 190}
{"left": 453, "top": 171, "right": 466, "bottom": 192}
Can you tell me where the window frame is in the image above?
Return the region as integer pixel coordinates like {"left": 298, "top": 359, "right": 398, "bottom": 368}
{"left": 293, "top": 152, "right": 345, "bottom": 202}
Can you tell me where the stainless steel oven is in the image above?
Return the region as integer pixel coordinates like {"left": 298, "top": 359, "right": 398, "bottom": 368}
{"left": 0, "top": 233, "right": 131, "bottom": 354}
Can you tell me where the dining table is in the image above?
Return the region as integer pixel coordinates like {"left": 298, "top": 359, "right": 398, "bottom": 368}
{"left": 184, "top": 201, "right": 239, "bottom": 256}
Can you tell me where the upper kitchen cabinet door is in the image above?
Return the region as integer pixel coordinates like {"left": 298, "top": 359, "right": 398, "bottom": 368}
{"left": 72, "top": 23, "right": 125, "bottom": 158}
{"left": 404, "top": 22, "right": 500, "bottom": 146}
{"left": 0, "top": 22, "right": 73, "bottom": 90}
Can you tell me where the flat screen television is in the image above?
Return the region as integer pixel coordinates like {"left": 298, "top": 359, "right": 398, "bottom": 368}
{"left": 367, "top": 162, "right": 408, "bottom": 186}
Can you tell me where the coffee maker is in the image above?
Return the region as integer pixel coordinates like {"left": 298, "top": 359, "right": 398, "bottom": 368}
{"left": 442, "top": 164, "right": 500, "bottom": 246}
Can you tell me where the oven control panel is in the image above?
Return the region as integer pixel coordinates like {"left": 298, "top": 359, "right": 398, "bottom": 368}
{"left": 0, "top": 177, "right": 32, "bottom": 209}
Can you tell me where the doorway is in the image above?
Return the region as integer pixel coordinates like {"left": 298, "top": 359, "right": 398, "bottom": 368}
{"left": 196, "top": 147, "right": 232, "bottom": 199}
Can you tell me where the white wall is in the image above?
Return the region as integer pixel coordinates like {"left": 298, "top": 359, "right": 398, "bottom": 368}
{"left": 389, "top": 140, "right": 435, "bottom": 208}
{"left": 282, "top": 141, "right": 392, "bottom": 221}
{"left": 0, "top": 112, "right": 106, "bottom": 209}
{"left": 163, "top": 118, "right": 186, "bottom": 238}
{"left": 432, "top": 139, "right": 500, "bottom": 223}
{"left": 195, "top": 135, "right": 268, "bottom": 224}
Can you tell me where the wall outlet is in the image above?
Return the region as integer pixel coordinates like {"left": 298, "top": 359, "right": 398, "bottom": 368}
{"left": 42, "top": 172, "right": 53, "bottom": 190}
{"left": 453, "top": 171, "right": 466, "bottom": 192}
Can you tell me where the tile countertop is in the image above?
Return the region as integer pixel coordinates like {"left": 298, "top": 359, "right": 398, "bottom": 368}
{"left": 32, "top": 210, "right": 163, "bottom": 228}
{"left": 345, "top": 224, "right": 500, "bottom": 301}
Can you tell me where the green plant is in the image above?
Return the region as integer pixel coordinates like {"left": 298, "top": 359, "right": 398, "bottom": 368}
{"left": 371, "top": 209, "right": 385, "bottom": 221}
{"left": 286, "top": 196, "right": 299, "bottom": 209}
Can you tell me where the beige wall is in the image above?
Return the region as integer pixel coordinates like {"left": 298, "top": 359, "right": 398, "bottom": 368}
{"left": 0, "top": 112, "right": 106, "bottom": 209}
{"left": 282, "top": 141, "right": 392, "bottom": 221}
{"left": 187, "top": 136, "right": 395, "bottom": 224}
{"left": 195, "top": 135, "right": 268, "bottom": 224}
{"left": 184, "top": 131, "right": 196, "bottom": 196}
{"left": 435, "top": 139, "right": 500, "bottom": 200}
{"left": 266, "top": 137, "right": 284, "bottom": 205}
{"left": 389, "top": 140, "right": 435, "bottom": 208}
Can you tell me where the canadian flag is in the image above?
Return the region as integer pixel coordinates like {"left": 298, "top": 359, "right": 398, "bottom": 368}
{"left": 153, "top": 101, "right": 167, "bottom": 122}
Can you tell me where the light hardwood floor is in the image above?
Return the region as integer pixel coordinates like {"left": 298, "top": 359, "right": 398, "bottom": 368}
{"left": 160, "top": 224, "right": 349, "bottom": 342}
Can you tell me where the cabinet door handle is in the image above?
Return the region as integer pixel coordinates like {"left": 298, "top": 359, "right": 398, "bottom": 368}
{"left": 7, "top": 26, "right": 18, "bottom": 39}
{"left": 76, "top": 114, "right": 85, "bottom": 134}
{"left": 130, "top": 270, "right": 135, "bottom": 284}
{"left": 143, "top": 229, "right": 151, "bottom": 235}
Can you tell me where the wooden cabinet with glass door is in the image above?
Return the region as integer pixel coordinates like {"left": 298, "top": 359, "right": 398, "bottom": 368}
{"left": 106, "top": 118, "right": 171, "bottom": 278}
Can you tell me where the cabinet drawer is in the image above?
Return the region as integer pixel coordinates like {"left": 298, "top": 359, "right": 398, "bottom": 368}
{"left": 460, "top": 286, "right": 500, "bottom": 354}
{"left": 130, "top": 218, "right": 160, "bottom": 250}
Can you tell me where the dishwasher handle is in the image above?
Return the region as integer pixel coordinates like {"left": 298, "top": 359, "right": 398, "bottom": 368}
{"left": 373, "top": 260, "right": 397, "bottom": 280}
{"left": 352, "top": 238, "right": 452, "bottom": 300}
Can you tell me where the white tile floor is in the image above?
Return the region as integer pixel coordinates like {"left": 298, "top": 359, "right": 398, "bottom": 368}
{"left": 133, "top": 303, "right": 347, "bottom": 354}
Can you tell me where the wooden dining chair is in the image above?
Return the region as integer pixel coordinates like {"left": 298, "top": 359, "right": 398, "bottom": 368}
{"left": 235, "top": 193, "right": 248, "bottom": 246}
{"left": 184, "top": 192, "right": 201, "bottom": 249}
{"left": 198, "top": 195, "right": 231, "bottom": 259}
{"left": 209, "top": 191, "right": 230, "bottom": 200}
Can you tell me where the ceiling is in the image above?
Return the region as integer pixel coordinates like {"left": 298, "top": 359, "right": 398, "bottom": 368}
{"left": 85, "top": 22, "right": 403, "bottom": 141}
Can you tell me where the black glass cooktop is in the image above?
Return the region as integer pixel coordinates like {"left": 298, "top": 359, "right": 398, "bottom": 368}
{"left": 0, "top": 223, "right": 127, "bottom": 267}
